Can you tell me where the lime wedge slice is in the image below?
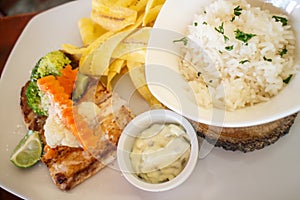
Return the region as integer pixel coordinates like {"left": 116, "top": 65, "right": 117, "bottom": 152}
{"left": 10, "top": 130, "right": 43, "bottom": 168}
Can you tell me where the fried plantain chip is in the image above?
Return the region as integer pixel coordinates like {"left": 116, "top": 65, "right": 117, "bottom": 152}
{"left": 62, "top": 44, "right": 87, "bottom": 55}
{"left": 145, "top": 0, "right": 165, "bottom": 11}
{"left": 118, "top": 50, "right": 146, "bottom": 63}
{"left": 107, "top": 70, "right": 118, "bottom": 91}
{"left": 80, "top": 13, "right": 145, "bottom": 76}
{"left": 127, "top": 60, "right": 163, "bottom": 107}
{"left": 79, "top": 31, "right": 116, "bottom": 75}
{"left": 104, "top": 58, "right": 125, "bottom": 76}
{"left": 129, "top": 0, "right": 148, "bottom": 12}
{"left": 106, "top": 58, "right": 126, "bottom": 91}
{"left": 143, "top": 0, "right": 165, "bottom": 26}
{"left": 142, "top": 5, "right": 163, "bottom": 26}
{"left": 91, "top": 0, "right": 137, "bottom": 32}
{"left": 90, "top": 29, "right": 135, "bottom": 76}
{"left": 109, "top": 59, "right": 125, "bottom": 73}
{"left": 112, "top": 27, "right": 150, "bottom": 60}
{"left": 78, "top": 17, "right": 107, "bottom": 46}
{"left": 66, "top": 0, "right": 166, "bottom": 106}
{"left": 95, "top": 0, "right": 133, "bottom": 7}
{"left": 115, "top": 0, "right": 135, "bottom": 7}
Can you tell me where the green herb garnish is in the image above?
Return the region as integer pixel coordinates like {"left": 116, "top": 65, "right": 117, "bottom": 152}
{"left": 239, "top": 60, "right": 249, "bottom": 64}
{"left": 194, "top": 22, "right": 198, "bottom": 26}
{"left": 279, "top": 47, "right": 288, "bottom": 57}
{"left": 225, "top": 45, "right": 234, "bottom": 51}
{"left": 272, "top": 15, "right": 288, "bottom": 26}
{"left": 234, "top": 29, "right": 256, "bottom": 43}
{"left": 197, "top": 72, "right": 201, "bottom": 77}
{"left": 231, "top": 5, "right": 243, "bottom": 21}
{"left": 263, "top": 56, "right": 272, "bottom": 62}
{"left": 283, "top": 74, "right": 293, "bottom": 84}
{"left": 215, "top": 23, "right": 230, "bottom": 43}
{"left": 234, "top": 6, "right": 242, "bottom": 16}
{"left": 224, "top": 35, "right": 229, "bottom": 42}
{"left": 215, "top": 22, "right": 224, "bottom": 34}
{"left": 202, "top": 21, "right": 207, "bottom": 25}
{"left": 173, "top": 37, "right": 188, "bottom": 46}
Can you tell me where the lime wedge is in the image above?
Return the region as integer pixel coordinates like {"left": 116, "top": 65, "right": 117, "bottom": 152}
{"left": 10, "top": 130, "right": 43, "bottom": 168}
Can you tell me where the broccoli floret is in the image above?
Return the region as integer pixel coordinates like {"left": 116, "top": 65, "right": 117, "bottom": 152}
{"left": 30, "top": 50, "right": 71, "bottom": 81}
{"left": 26, "top": 50, "right": 71, "bottom": 116}
{"left": 26, "top": 81, "right": 47, "bottom": 116}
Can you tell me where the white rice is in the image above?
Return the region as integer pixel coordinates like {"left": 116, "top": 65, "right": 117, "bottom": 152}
{"left": 179, "top": 0, "right": 299, "bottom": 110}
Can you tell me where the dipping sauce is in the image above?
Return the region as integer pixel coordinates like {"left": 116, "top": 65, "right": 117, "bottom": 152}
{"left": 130, "top": 123, "right": 191, "bottom": 184}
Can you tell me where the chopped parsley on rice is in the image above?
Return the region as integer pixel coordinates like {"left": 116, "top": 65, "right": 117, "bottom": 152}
{"left": 179, "top": 0, "right": 299, "bottom": 111}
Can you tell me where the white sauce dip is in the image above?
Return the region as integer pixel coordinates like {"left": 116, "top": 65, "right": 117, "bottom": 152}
{"left": 130, "top": 123, "right": 191, "bottom": 183}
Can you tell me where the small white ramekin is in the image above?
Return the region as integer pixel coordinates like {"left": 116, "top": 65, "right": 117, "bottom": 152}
{"left": 117, "top": 109, "right": 199, "bottom": 192}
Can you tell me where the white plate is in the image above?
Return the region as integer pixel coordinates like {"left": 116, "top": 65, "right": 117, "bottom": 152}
{"left": 146, "top": 0, "right": 300, "bottom": 127}
{"left": 0, "top": 0, "right": 300, "bottom": 199}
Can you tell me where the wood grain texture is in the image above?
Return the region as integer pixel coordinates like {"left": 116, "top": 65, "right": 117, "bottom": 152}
{"left": 191, "top": 113, "right": 298, "bottom": 152}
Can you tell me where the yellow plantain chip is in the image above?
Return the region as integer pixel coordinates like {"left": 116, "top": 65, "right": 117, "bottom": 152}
{"left": 120, "top": 64, "right": 129, "bottom": 75}
{"left": 79, "top": 31, "right": 115, "bottom": 75}
{"left": 106, "top": 58, "right": 126, "bottom": 91}
{"left": 129, "top": 0, "right": 148, "bottom": 12}
{"left": 112, "top": 27, "right": 150, "bottom": 60}
{"left": 78, "top": 17, "right": 107, "bottom": 46}
{"left": 145, "top": 0, "right": 165, "bottom": 12}
{"left": 90, "top": 29, "right": 135, "bottom": 76}
{"left": 94, "top": 0, "right": 119, "bottom": 6}
{"left": 91, "top": 0, "right": 137, "bottom": 32}
{"left": 81, "top": 13, "right": 145, "bottom": 76}
{"left": 80, "top": 53, "right": 94, "bottom": 75}
{"left": 127, "top": 60, "right": 163, "bottom": 107}
{"left": 104, "top": 58, "right": 125, "bottom": 77}
{"left": 142, "top": 5, "right": 163, "bottom": 26}
{"left": 94, "top": 0, "right": 134, "bottom": 7}
{"left": 115, "top": 0, "right": 135, "bottom": 7}
{"left": 107, "top": 70, "right": 118, "bottom": 91}
{"left": 62, "top": 43, "right": 87, "bottom": 55}
{"left": 118, "top": 50, "right": 146, "bottom": 63}
{"left": 109, "top": 59, "right": 125, "bottom": 73}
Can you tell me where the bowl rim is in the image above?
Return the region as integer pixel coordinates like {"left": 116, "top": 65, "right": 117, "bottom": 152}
{"left": 117, "top": 109, "right": 199, "bottom": 192}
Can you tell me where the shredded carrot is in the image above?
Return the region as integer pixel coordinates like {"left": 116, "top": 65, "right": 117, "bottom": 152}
{"left": 37, "top": 65, "right": 98, "bottom": 150}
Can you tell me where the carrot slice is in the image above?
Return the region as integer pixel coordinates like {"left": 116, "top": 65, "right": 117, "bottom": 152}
{"left": 37, "top": 66, "right": 98, "bottom": 149}
{"left": 57, "top": 64, "right": 78, "bottom": 97}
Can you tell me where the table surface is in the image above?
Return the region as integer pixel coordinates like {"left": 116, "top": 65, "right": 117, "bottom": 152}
{"left": 0, "top": 12, "right": 37, "bottom": 200}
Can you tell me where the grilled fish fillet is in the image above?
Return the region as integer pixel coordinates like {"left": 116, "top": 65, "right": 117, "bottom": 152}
{"left": 20, "top": 80, "right": 133, "bottom": 190}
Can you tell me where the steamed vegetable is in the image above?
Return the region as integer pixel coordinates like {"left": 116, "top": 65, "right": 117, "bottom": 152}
{"left": 37, "top": 71, "right": 98, "bottom": 150}
{"left": 26, "top": 81, "right": 48, "bottom": 116}
{"left": 30, "top": 50, "right": 71, "bottom": 81}
{"left": 26, "top": 50, "right": 72, "bottom": 116}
